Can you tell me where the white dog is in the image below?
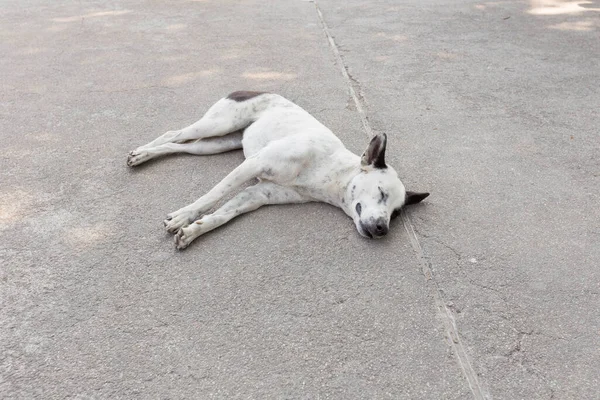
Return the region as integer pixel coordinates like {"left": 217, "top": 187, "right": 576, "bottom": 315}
{"left": 128, "top": 91, "right": 429, "bottom": 249}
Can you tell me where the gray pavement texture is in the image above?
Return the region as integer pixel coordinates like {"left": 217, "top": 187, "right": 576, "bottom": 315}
{"left": 0, "top": 0, "right": 598, "bottom": 398}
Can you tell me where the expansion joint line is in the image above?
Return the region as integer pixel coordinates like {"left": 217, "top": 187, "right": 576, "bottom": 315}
{"left": 312, "top": 2, "right": 488, "bottom": 399}
{"left": 313, "top": 1, "right": 373, "bottom": 138}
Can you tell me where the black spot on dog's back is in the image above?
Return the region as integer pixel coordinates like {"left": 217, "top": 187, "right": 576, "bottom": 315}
{"left": 227, "top": 91, "right": 268, "bottom": 102}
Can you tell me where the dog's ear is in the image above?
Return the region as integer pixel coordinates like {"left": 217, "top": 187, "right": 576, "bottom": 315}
{"left": 392, "top": 192, "right": 429, "bottom": 218}
{"left": 361, "top": 133, "right": 387, "bottom": 169}
{"left": 405, "top": 191, "right": 430, "bottom": 206}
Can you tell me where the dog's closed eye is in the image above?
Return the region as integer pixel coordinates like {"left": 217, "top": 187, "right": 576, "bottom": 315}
{"left": 378, "top": 186, "right": 388, "bottom": 204}
{"left": 355, "top": 202, "right": 362, "bottom": 216}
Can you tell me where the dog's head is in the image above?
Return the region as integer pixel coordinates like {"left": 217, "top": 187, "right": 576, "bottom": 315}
{"left": 346, "top": 133, "right": 429, "bottom": 239}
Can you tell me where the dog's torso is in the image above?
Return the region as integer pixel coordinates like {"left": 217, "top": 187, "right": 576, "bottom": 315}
{"left": 240, "top": 94, "right": 358, "bottom": 208}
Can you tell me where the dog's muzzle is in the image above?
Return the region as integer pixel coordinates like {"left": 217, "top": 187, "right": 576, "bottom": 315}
{"left": 360, "top": 219, "right": 389, "bottom": 239}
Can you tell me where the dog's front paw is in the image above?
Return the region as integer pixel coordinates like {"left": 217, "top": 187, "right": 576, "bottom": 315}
{"left": 164, "top": 209, "right": 198, "bottom": 233}
{"left": 127, "top": 149, "right": 150, "bottom": 167}
{"left": 174, "top": 226, "right": 196, "bottom": 250}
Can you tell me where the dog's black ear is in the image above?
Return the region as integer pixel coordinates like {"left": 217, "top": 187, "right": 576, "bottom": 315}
{"left": 405, "top": 191, "right": 430, "bottom": 206}
{"left": 361, "top": 133, "right": 387, "bottom": 169}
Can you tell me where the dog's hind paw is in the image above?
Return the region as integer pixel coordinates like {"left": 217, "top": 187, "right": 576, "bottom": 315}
{"left": 127, "top": 150, "right": 150, "bottom": 167}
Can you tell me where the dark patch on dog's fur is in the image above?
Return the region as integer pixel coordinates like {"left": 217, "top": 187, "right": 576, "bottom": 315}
{"left": 263, "top": 167, "right": 274, "bottom": 177}
{"left": 227, "top": 91, "right": 267, "bottom": 102}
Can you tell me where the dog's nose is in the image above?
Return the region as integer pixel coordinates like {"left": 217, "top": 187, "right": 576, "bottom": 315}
{"left": 363, "top": 220, "right": 388, "bottom": 238}
{"left": 374, "top": 223, "right": 388, "bottom": 236}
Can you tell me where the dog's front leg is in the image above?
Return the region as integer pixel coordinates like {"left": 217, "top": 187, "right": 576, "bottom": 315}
{"left": 174, "top": 182, "right": 307, "bottom": 249}
{"left": 164, "top": 156, "right": 265, "bottom": 233}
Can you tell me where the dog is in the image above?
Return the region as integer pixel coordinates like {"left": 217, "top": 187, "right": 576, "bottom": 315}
{"left": 127, "top": 91, "right": 429, "bottom": 249}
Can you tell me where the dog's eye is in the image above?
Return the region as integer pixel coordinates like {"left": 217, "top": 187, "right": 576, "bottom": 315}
{"left": 378, "top": 186, "right": 388, "bottom": 204}
{"left": 355, "top": 202, "right": 362, "bottom": 216}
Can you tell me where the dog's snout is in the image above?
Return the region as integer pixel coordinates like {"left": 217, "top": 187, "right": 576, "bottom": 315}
{"left": 360, "top": 219, "right": 389, "bottom": 238}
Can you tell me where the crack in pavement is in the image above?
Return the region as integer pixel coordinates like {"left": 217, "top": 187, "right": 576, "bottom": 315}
{"left": 312, "top": 2, "right": 489, "bottom": 398}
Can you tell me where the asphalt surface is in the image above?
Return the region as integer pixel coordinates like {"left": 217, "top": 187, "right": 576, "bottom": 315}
{"left": 1, "top": 0, "right": 599, "bottom": 399}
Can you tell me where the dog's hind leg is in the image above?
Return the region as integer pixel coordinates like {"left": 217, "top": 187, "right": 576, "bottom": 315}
{"left": 128, "top": 93, "right": 274, "bottom": 166}
{"left": 126, "top": 132, "right": 243, "bottom": 166}
{"left": 173, "top": 182, "right": 307, "bottom": 249}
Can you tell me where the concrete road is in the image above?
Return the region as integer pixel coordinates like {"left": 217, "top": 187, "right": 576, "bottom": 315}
{"left": 1, "top": 0, "right": 598, "bottom": 398}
